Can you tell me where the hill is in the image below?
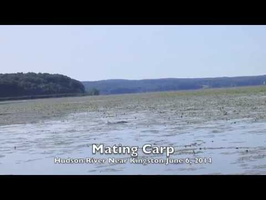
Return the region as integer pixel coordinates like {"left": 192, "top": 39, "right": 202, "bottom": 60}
{"left": 0, "top": 72, "right": 85, "bottom": 98}
{"left": 82, "top": 75, "right": 266, "bottom": 95}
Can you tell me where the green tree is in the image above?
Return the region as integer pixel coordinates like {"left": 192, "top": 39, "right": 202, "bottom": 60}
{"left": 88, "top": 88, "right": 100, "bottom": 95}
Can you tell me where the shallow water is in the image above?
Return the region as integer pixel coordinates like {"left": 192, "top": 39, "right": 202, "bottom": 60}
{"left": 0, "top": 110, "right": 265, "bottom": 174}
{"left": 1, "top": 90, "right": 266, "bottom": 174}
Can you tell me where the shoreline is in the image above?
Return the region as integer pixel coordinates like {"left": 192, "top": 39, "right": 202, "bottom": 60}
{"left": 0, "top": 93, "right": 87, "bottom": 102}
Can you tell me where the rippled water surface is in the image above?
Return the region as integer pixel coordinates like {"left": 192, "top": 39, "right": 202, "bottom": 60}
{"left": 0, "top": 89, "right": 266, "bottom": 174}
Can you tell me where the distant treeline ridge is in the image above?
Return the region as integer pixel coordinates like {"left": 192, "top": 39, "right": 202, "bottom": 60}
{"left": 83, "top": 75, "right": 266, "bottom": 95}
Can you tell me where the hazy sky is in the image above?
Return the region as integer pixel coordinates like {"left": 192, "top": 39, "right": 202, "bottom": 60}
{"left": 0, "top": 25, "right": 266, "bottom": 81}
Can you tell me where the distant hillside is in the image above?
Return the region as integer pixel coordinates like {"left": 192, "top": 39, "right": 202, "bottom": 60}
{"left": 83, "top": 75, "right": 266, "bottom": 95}
{"left": 0, "top": 72, "right": 85, "bottom": 98}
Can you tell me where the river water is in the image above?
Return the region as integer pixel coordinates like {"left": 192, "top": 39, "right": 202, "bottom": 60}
{"left": 1, "top": 109, "right": 265, "bottom": 174}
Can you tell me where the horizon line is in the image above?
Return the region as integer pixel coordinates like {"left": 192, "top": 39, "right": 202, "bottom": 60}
{"left": 81, "top": 74, "right": 266, "bottom": 82}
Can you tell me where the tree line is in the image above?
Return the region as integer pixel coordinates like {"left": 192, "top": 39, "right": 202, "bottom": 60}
{"left": 0, "top": 72, "right": 85, "bottom": 98}
{"left": 83, "top": 75, "right": 266, "bottom": 95}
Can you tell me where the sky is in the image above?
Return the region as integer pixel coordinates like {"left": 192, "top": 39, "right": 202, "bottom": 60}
{"left": 0, "top": 25, "right": 266, "bottom": 81}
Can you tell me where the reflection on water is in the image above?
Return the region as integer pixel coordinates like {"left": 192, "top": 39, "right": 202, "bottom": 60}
{"left": 0, "top": 111, "right": 265, "bottom": 175}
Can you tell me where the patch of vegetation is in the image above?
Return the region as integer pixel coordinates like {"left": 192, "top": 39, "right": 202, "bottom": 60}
{"left": 86, "top": 88, "right": 100, "bottom": 96}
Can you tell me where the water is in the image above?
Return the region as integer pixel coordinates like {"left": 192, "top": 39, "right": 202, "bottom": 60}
{"left": 0, "top": 111, "right": 265, "bottom": 174}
